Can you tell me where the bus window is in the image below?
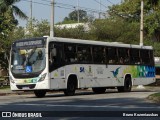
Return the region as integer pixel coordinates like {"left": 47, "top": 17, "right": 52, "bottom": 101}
{"left": 64, "top": 44, "right": 77, "bottom": 63}
{"left": 93, "top": 46, "right": 105, "bottom": 64}
{"left": 149, "top": 51, "right": 154, "bottom": 65}
{"left": 108, "top": 47, "right": 118, "bottom": 64}
{"left": 118, "top": 48, "right": 130, "bottom": 64}
{"left": 140, "top": 50, "right": 150, "bottom": 65}
{"left": 77, "top": 45, "right": 92, "bottom": 63}
{"left": 130, "top": 49, "right": 140, "bottom": 64}
{"left": 118, "top": 48, "right": 125, "bottom": 64}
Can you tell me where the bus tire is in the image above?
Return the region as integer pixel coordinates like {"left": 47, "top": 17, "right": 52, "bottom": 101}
{"left": 64, "top": 76, "right": 77, "bottom": 96}
{"left": 92, "top": 87, "right": 106, "bottom": 94}
{"left": 117, "top": 76, "right": 132, "bottom": 92}
{"left": 34, "top": 90, "right": 46, "bottom": 98}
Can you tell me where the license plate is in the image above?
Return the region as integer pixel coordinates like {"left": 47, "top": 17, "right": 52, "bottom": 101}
{"left": 22, "top": 87, "right": 29, "bottom": 90}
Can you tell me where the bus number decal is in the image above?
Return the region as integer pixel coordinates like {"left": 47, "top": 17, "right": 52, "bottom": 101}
{"left": 96, "top": 67, "right": 104, "bottom": 74}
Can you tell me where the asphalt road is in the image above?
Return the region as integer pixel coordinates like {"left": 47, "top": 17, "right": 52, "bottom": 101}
{"left": 0, "top": 89, "right": 160, "bottom": 120}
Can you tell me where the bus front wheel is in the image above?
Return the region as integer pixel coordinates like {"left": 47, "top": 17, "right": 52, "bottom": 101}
{"left": 64, "top": 81, "right": 76, "bottom": 96}
{"left": 34, "top": 90, "right": 46, "bottom": 98}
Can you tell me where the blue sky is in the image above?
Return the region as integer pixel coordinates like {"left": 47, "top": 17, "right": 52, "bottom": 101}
{"left": 16, "top": 0, "right": 121, "bottom": 26}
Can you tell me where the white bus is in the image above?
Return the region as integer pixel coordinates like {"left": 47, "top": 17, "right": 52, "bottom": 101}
{"left": 9, "top": 37, "right": 155, "bottom": 97}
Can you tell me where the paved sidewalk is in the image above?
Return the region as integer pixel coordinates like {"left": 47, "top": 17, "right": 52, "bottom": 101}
{"left": 0, "top": 89, "right": 33, "bottom": 96}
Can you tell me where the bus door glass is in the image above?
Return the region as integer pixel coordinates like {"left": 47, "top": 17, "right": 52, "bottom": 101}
{"left": 49, "top": 42, "right": 64, "bottom": 72}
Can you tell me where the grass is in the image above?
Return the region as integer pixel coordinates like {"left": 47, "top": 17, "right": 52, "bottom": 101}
{"left": 0, "top": 86, "right": 10, "bottom": 89}
{"left": 147, "top": 93, "right": 160, "bottom": 103}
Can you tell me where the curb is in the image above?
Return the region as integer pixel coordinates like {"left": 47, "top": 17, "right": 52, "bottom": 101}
{"left": 0, "top": 91, "right": 33, "bottom": 96}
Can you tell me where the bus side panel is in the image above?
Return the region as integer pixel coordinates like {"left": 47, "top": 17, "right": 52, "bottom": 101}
{"left": 50, "top": 67, "right": 66, "bottom": 89}
{"left": 133, "top": 78, "right": 155, "bottom": 85}
{"left": 49, "top": 65, "right": 155, "bottom": 90}
{"left": 122, "top": 65, "right": 155, "bottom": 86}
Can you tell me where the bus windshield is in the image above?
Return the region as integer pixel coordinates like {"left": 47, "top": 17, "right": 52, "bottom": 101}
{"left": 11, "top": 39, "right": 46, "bottom": 74}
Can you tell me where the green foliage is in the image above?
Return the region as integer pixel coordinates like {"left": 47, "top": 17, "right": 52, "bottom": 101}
{"left": 62, "top": 9, "right": 89, "bottom": 23}
{"left": 0, "top": 85, "right": 10, "bottom": 89}
{"left": 148, "top": 92, "right": 160, "bottom": 103}
{"left": 0, "top": 12, "right": 18, "bottom": 56}
{"left": 0, "top": 0, "right": 28, "bottom": 19}
{"left": 109, "top": 0, "right": 160, "bottom": 42}
{"left": 0, "top": 52, "right": 7, "bottom": 70}
{"left": 90, "top": 19, "right": 139, "bottom": 44}
{"left": 0, "top": 0, "right": 27, "bottom": 70}
{"left": 55, "top": 25, "right": 90, "bottom": 40}
{"left": 25, "top": 19, "right": 50, "bottom": 38}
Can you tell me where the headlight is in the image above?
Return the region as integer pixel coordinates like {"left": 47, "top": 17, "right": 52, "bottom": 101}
{"left": 38, "top": 73, "right": 47, "bottom": 82}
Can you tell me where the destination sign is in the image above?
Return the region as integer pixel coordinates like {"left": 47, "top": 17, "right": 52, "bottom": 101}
{"left": 16, "top": 40, "right": 43, "bottom": 47}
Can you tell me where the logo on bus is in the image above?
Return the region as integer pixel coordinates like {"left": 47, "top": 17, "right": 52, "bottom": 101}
{"left": 80, "top": 67, "right": 85, "bottom": 73}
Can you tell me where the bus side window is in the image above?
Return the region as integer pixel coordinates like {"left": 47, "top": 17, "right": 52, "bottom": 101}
{"left": 130, "top": 49, "right": 140, "bottom": 64}
{"left": 49, "top": 44, "right": 57, "bottom": 64}
{"left": 118, "top": 48, "right": 129, "bottom": 64}
{"left": 108, "top": 47, "right": 118, "bottom": 64}
{"left": 77, "top": 45, "right": 92, "bottom": 63}
{"left": 64, "top": 44, "right": 77, "bottom": 63}
{"left": 93, "top": 46, "right": 105, "bottom": 64}
{"left": 142, "top": 50, "right": 149, "bottom": 64}
{"left": 149, "top": 51, "right": 154, "bottom": 65}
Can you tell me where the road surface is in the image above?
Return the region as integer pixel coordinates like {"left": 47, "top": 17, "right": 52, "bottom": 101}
{"left": 0, "top": 89, "right": 160, "bottom": 120}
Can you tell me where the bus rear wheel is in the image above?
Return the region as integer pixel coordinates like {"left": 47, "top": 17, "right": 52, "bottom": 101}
{"left": 92, "top": 87, "right": 106, "bottom": 94}
{"left": 117, "top": 76, "right": 132, "bottom": 92}
{"left": 34, "top": 90, "right": 46, "bottom": 98}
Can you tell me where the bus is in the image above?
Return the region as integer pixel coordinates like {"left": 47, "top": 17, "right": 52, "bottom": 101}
{"left": 154, "top": 57, "right": 160, "bottom": 80}
{"left": 9, "top": 37, "right": 155, "bottom": 97}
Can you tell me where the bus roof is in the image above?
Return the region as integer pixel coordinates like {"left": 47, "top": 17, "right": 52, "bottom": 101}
{"left": 48, "top": 37, "right": 153, "bottom": 50}
{"left": 13, "top": 37, "right": 153, "bottom": 50}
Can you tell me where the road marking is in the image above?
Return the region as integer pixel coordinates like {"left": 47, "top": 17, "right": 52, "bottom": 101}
{"left": 17, "top": 104, "right": 160, "bottom": 109}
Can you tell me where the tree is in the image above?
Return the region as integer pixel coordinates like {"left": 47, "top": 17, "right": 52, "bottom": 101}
{"left": 62, "top": 10, "right": 89, "bottom": 23}
{"left": 0, "top": 0, "right": 28, "bottom": 48}
{"left": 0, "top": 0, "right": 28, "bottom": 45}
{"left": 0, "top": 0, "right": 28, "bottom": 71}
{"left": 90, "top": 18, "right": 139, "bottom": 43}
{"left": 108, "top": 0, "right": 160, "bottom": 41}
{"left": 0, "top": 0, "right": 27, "bottom": 19}
{"left": 25, "top": 19, "right": 50, "bottom": 38}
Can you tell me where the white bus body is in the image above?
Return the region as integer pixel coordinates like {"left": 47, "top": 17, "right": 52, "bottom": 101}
{"left": 9, "top": 37, "right": 156, "bottom": 97}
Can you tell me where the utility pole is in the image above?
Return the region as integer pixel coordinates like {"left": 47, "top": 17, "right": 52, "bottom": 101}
{"left": 30, "top": 0, "right": 33, "bottom": 30}
{"left": 140, "top": 0, "right": 144, "bottom": 46}
{"left": 50, "top": 0, "right": 54, "bottom": 37}
{"left": 77, "top": 0, "right": 80, "bottom": 23}
{"left": 99, "top": 0, "right": 101, "bottom": 19}
{"left": 137, "top": 0, "right": 145, "bottom": 90}
{"left": 30, "top": 0, "right": 32, "bottom": 21}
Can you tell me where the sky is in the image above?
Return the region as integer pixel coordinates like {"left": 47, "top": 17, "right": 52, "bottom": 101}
{"left": 16, "top": 0, "right": 122, "bottom": 27}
